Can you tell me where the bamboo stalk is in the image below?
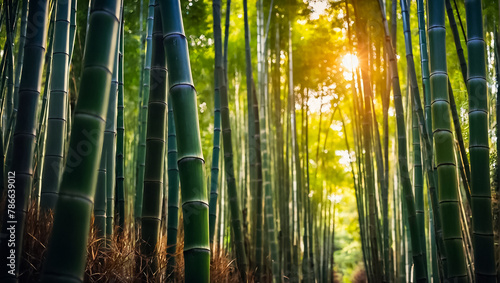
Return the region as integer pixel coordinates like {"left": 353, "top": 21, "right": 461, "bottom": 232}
{"left": 427, "top": 0, "right": 468, "bottom": 280}
{"left": 134, "top": 0, "right": 155, "bottom": 221}
{"left": 158, "top": 0, "right": 211, "bottom": 281}
{"left": 40, "top": 0, "right": 72, "bottom": 210}
{"left": 116, "top": 17, "right": 125, "bottom": 232}
{"left": 165, "top": 94, "right": 179, "bottom": 279}
{"left": 209, "top": 0, "right": 223, "bottom": 245}
{"left": 0, "top": 0, "right": 50, "bottom": 280}
{"left": 464, "top": 0, "right": 497, "bottom": 280}
{"left": 140, "top": 1, "right": 166, "bottom": 276}
{"left": 40, "top": 1, "right": 121, "bottom": 281}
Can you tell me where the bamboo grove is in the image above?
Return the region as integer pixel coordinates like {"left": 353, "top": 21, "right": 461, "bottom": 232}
{"left": 0, "top": 0, "right": 500, "bottom": 282}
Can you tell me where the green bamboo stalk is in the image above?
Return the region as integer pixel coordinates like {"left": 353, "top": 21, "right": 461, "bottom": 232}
{"left": 495, "top": 28, "right": 500, "bottom": 281}
{"left": 260, "top": 69, "right": 280, "bottom": 283}
{"left": 283, "top": 71, "right": 293, "bottom": 281}
{"left": 10, "top": 0, "right": 27, "bottom": 138}
{"left": 416, "top": 0, "right": 447, "bottom": 279}
{"left": 254, "top": 11, "right": 265, "bottom": 281}
{"left": 218, "top": 11, "right": 250, "bottom": 283}
{"left": 445, "top": 0, "right": 471, "bottom": 198}
{"left": 393, "top": 165, "right": 400, "bottom": 281}
{"left": 385, "top": 11, "right": 394, "bottom": 280}
{"left": 448, "top": 80, "right": 471, "bottom": 204}
{"left": 391, "top": 0, "right": 397, "bottom": 50}
{"left": 353, "top": 69, "right": 370, "bottom": 279}
{"left": 257, "top": 3, "right": 270, "bottom": 278}
{"left": 216, "top": 143, "right": 224, "bottom": 248}
{"left": 287, "top": 19, "right": 300, "bottom": 283}
{"left": 116, "top": 17, "right": 125, "bottom": 232}
{"left": 11, "top": 0, "right": 26, "bottom": 108}
{"left": 378, "top": 0, "right": 429, "bottom": 280}
{"left": 4, "top": 0, "right": 15, "bottom": 138}
{"left": 400, "top": 0, "right": 433, "bottom": 277}
{"left": 134, "top": 0, "right": 145, "bottom": 203}
{"left": 0, "top": 0, "right": 50, "bottom": 280}
{"left": 223, "top": 0, "right": 231, "bottom": 87}
{"left": 351, "top": 66, "right": 372, "bottom": 281}
{"left": 2, "top": 0, "right": 19, "bottom": 177}
{"left": 40, "top": 1, "right": 121, "bottom": 281}
{"left": 273, "top": 21, "right": 288, "bottom": 279}
{"left": 243, "top": 0, "right": 257, "bottom": 261}
{"left": 352, "top": 2, "right": 383, "bottom": 281}
{"left": 445, "top": 0, "right": 468, "bottom": 84}
{"left": 382, "top": 58, "right": 392, "bottom": 283}
{"left": 69, "top": 0, "right": 77, "bottom": 64}
{"left": 428, "top": 193, "right": 440, "bottom": 282}
{"left": 371, "top": 100, "right": 388, "bottom": 280}
{"left": 412, "top": 101, "right": 426, "bottom": 270}
{"left": 40, "top": 0, "right": 72, "bottom": 210}
{"left": 464, "top": 0, "right": 497, "bottom": 280}
{"left": 252, "top": 82, "right": 264, "bottom": 281}
{"left": 135, "top": 0, "right": 155, "bottom": 221}
{"left": 345, "top": 1, "right": 371, "bottom": 279}
{"left": 0, "top": 47, "right": 9, "bottom": 118}
{"left": 140, "top": 2, "right": 166, "bottom": 276}
{"left": 34, "top": 8, "right": 56, "bottom": 205}
{"left": 165, "top": 94, "right": 179, "bottom": 279}
{"left": 158, "top": 0, "right": 210, "bottom": 281}
{"left": 161, "top": 154, "right": 168, "bottom": 235}
{"left": 0, "top": 0, "right": 9, "bottom": 204}
{"left": 403, "top": 0, "right": 454, "bottom": 279}
{"left": 305, "top": 92, "right": 315, "bottom": 282}
{"left": 427, "top": 0, "right": 468, "bottom": 280}
{"left": 95, "top": 153, "right": 107, "bottom": 239}
{"left": 104, "top": 11, "right": 120, "bottom": 238}
{"left": 209, "top": 0, "right": 222, "bottom": 244}
{"left": 416, "top": 0, "right": 432, "bottom": 146}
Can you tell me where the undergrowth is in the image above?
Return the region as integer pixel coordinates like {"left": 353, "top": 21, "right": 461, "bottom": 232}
{"left": 15, "top": 202, "right": 241, "bottom": 282}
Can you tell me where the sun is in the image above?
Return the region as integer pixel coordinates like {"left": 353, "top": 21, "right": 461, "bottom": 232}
{"left": 342, "top": 53, "right": 359, "bottom": 71}
{"left": 341, "top": 53, "right": 359, "bottom": 81}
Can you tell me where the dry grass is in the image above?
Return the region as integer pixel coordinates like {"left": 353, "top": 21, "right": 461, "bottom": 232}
{"left": 15, "top": 201, "right": 243, "bottom": 282}
{"left": 351, "top": 265, "right": 367, "bottom": 283}
{"left": 85, "top": 219, "right": 136, "bottom": 282}
{"left": 19, "top": 202, "right": 53, "bottom": 282}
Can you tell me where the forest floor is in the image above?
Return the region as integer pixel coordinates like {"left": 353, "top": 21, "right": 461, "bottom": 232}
{"left": 13, "top": 202, "right": 241, "bottom": 282}
{"left": 9, "top": 201, "right": 367, "bottom": 282}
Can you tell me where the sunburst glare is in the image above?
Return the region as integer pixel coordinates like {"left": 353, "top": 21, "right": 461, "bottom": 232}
{"left": 341, "top": 53, "right": 359, "bottom": 80}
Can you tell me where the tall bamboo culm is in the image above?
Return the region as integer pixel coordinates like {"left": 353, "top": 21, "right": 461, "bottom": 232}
{"left": 222, "top": 0, "right": 249, "bottom": 279}
{"left": 95, "top": 152, "right": 107, "bottom": 239}
{"left": 135, "top": 0, "right": 155, "bottom": 221}
{"left": 140, "top": 1, "right": 167, "bottom": 277}
{"left": 116, "top": 16, "right": 125, "bottom": 232}
{"left": 399, "top": 0, "right": 432, "bottom": 280}
{"left": 104, "top": 3, "right": 122, "bottom": 238}
{"left": 352, "top": 1, "right": 382, "bottom": 281}
{"left": 40, "top": 0, "right": 72, "bottom": 210}
{"left": 209, "top": 0, "right": 222, "bottom": 244}
{"left": 464, "top": 0, "right": 497, "bottom": 280}
{"left": 40, "top": 1, "right": 121, "bottom": 281}
{"left": 158, "top": 0, "right": 210, "bottom": 281}
{"left": 0, "top": 0, "right": 50, "bottom": 280}
{"left": 428, "top": 0, "right": 468, "bottom": 281}
{"left": 376, "top": 0, "right": 429, "bottom": 281}
{"left": 416, "top": 0, "right": 444, "bottom": 280}
{"left": 166, "top": 94, "right": 179, "bottom": 279}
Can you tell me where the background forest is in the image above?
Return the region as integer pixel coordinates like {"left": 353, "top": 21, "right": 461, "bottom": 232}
{"left": 113, "top": 0, "right": 364, "bottom": 280}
